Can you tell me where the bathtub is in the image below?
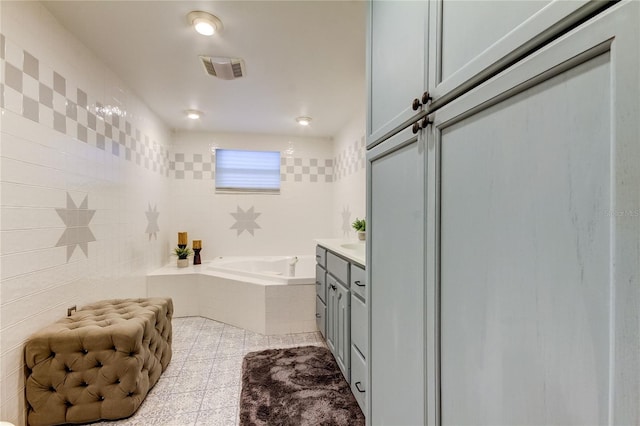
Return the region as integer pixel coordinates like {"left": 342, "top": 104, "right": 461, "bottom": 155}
{"left": 207, "top": 255, "right": 315, "bottom": 285}
{"left": 146, "top": 255, "right": 317, "bottom": 335}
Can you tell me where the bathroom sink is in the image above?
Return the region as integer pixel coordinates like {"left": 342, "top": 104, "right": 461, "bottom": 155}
{"left": 341, "top": 243, "right": 365, "bottom": 253}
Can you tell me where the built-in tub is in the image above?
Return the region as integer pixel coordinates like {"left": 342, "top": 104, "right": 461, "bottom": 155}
{"left": 146, "top": 255, "right": 317, "bottom": 335}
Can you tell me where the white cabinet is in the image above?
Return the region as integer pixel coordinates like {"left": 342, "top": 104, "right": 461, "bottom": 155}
{"left": 366, "top": 0, "right": 428, "bottom": 148}
{"left": 433, "top": 3, "right": 639, "bottom": 424}
{"left": 367, "top": 128, "right": 426, "bottom": 425}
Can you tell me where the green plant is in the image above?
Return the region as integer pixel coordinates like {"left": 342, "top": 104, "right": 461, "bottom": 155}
{"left": 173, "top": 246, "right": 193, "bottom": 259}
{"left": 352, "top": 217, "right": 366, "bottom": 232}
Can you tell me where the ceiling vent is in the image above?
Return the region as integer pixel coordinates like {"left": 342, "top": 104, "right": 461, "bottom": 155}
{"left": 200, "top": 56, "right": 246, "bottom": 80}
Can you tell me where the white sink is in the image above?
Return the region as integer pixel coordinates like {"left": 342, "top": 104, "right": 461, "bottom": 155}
{"left": 341, "top": 243, "right": 365, "bottom": 254}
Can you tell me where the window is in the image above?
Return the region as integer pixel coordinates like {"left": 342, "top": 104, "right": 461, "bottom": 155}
{"left": 215, "top": 149, "right": 281, "bottom": 193}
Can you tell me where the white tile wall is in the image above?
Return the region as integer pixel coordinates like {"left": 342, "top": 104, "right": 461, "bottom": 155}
{"left": 0, "top": 3, "right": 171, "bottom": 424}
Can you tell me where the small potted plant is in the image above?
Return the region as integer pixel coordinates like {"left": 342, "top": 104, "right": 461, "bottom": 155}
{"left": 174, "top": 246, "right": 193, "bottom": 268}
{"left": 352, "top": 218, "right": 366, "bottom": 241}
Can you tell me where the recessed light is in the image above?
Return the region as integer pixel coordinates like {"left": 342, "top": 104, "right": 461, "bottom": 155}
{"left": 186, "top": 110, "right": 202, "bottom": 120}
{"left": 187, "top": 11, "right": 223, "bottom": 36}
{"left": 296, "top": 116, "right": 312, "bottom": 126}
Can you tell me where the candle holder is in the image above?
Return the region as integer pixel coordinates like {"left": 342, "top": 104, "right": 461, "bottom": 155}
{"left": 192, "top": 240, "right": 202, "bottom": 265}
{"left": 178, "top": 232, "right": 188, "bottom": 249}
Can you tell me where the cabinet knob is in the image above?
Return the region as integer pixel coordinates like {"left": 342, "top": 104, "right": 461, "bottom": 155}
{"left": 412, "top": 98, "right": 421, "bottom": 111}
{"left": 355, "top": 381, "right": 365, "bottom": 393}
{"left": 316, "top": 281, "right": 321, "bottom": 286}
{"left": 412, "top": 121, "right": 421, "bottom": 134}
{"left": 330, "top": 284, "right": 337, "bottom": 291}
{"left": 421, "top": 91, "right": 432, "bottom": 105}
{"left": 421, "top": 117, "right": 432, "bottom": 128}
{"left": 354, "top": 280, "right": 365, "bottom": 287}
{"left": 315, "top": 313, "right": 322, "bottom": 318}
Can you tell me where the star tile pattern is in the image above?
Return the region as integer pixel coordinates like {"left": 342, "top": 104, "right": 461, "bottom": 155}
{"left": 145, "top": 203, "right": 160, "bottom": 240}
{"left": 341, "top": 205, "right": 352, "bottom": 236}
{"left": 55, "top": 193, "right": 96, "bottom": 261}
{"left": 230, "top": 206, "right": 261, "bottom": 236}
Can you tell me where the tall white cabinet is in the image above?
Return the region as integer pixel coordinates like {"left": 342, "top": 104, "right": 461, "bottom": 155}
{"left": 366, "top": 1, "right": 639, "bottom": 425}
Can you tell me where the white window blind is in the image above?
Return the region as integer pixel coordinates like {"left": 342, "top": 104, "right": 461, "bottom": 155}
{"left": 215, "top": 149, "right": 281, "bottom": 192}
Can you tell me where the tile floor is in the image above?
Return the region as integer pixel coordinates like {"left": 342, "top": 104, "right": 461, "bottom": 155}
{"left": 95, "top": 316, "right": 326, "bottom": 426}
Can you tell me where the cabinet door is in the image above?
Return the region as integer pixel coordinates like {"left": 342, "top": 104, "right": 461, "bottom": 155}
{"left": 335, "top": 281, "right": 351, "bottom": 381}
{"left": 316, "top": 296, "right": 326, "bottom": 338}
{"left": 367, "top": 0, "right": 428, "bottom": 148}
{"left": 326, "top": 275, "right": 338, "bottom": 352}
{"left": 367, "top": 126, "right": 426, "bottom": 424}
{"left": 428, "top": 0, "right": 606, "bottom": 108}
{"left": 434, "top": 4, "right": 639, "bottom": 425}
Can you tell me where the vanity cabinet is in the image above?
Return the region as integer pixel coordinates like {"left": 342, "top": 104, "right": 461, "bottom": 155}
{"left": 315, "top": 243, "right": 368, "bottom": 412}
{"left": 315, "top": 247, "right": 327, "bottom": 339}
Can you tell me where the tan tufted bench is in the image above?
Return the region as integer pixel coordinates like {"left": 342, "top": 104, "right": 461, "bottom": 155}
{"left": 24, "top": 298, "right": 173, "bottom": 426}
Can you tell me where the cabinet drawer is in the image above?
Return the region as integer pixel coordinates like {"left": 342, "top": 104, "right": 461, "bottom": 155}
{"left": 350, "top": 264, "right": 366, "bottom": 301}
{"left": 327, "top": 252, "right": 349, "bottom": 285}
{"left": 316, "top": 296, "right": 326, "bottom": 338}
{"left": 316, "top": 265, "right": 326, "bottom": 303}
{"left": 351, "top": 293, "right": 368, "bottom": 358}
{"left": 350, "top": 345, "right": 367, "bottom": 413}
{"left": 315, "top": 246, "right": 326, "bottom": 267}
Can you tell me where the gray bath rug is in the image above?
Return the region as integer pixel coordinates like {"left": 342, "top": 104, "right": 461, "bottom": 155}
{"left": 239, "top": 346, "right": 365, "bottom": 426}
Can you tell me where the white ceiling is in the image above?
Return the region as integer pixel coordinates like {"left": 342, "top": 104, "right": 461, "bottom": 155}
{"left": 43, "top": 1, "right": 366, "bottom": 138}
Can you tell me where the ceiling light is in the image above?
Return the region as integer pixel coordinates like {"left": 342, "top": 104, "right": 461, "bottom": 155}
{"left": 296, "top": 116, "right": 312, "bottom": 126}
{"left": 186, "top": 110, "right": 202, "bottom": 120}
{"left": 187, "top": 11, "right": 223, "bottom": 36}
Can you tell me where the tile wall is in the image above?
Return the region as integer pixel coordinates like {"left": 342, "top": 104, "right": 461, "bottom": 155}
{"left": 0, "top": 2, "right": 171, "bottom": 424}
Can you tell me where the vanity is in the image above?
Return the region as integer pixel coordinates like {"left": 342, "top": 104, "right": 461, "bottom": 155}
{"left": 315, "top": 239, "right": 367, "bottom": 413}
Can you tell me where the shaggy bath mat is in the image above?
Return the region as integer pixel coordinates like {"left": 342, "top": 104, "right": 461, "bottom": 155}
{"left": 239, "top": 346, "right": 365, "bottom": 426}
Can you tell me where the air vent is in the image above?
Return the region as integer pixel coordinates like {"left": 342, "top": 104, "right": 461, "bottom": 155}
{"left": 199, "top": 56, "right": 246, "bottom": 80}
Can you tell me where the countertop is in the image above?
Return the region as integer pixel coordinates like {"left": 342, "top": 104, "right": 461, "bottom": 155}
{"left": 315, "top": 238, "right": 366, "bottom": 267}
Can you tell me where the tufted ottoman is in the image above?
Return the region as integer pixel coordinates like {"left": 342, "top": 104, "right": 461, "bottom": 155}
{"left": 24, "top": 298, "right": 173, "bottom": 426}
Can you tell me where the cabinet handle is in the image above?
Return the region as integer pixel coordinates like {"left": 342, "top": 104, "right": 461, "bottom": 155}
{"left": 412, "top": 121, "right": 421, "bottom": 134}
{"left": 412, "top": 116, "right": 433, "bottom": 134}
{"left": 355, "top": 381, "right": 365, "bottom": 393}
{"left": 421, "top": 91, "right": 432, "bottom": 105}
{"left": 316, "top": 281, "right": 322, "bottom": 286}
{"left": 412, "top": 98, "right": 421, "bottom": 111}
{"left": 354, "top": 280, "right": 365, "bottom": 287}
{"left": 330, "top": 284, "right": 337, "bottom": 291}
{"left": 315, "top": 313, "right": 322, "bottom": 318}
{"left": 315, "top": 255, "right": 321, "bottom": 259}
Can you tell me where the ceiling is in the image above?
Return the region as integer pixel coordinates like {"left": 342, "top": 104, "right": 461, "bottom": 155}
{"left": 43, "top": 1, "right": 366, "bottom": 138}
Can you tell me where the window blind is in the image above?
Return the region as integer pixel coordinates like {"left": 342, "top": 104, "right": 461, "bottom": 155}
{"left": 215, "top": 149, "right": 281, "bottom": 192}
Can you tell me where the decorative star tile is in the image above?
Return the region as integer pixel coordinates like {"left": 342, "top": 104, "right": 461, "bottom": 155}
{"left": 145, "top": 203, "right": 160, "bottom": 240}
{"left": 230, "top": 205, "right": 261, "bottom": 236}
{"left": 341, "top": 205, "right": 352, "bottom": 236}
{"left": 55, "top": 193, "right": 96, "bottom": 261}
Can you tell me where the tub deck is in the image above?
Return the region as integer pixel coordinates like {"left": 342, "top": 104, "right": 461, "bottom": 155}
{"left": 146, "top": 262, "right": 316, "bottom": 335}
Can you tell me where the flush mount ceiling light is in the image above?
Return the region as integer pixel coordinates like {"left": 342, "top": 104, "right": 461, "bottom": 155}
{"left": 296, "top": 116, "right": 312, "bottom": 126}
{"left": 186, "top": 110, "right": 203, "bottom": 120}
{"left": 187, "top": 11, "right": 223, "bottom": 36}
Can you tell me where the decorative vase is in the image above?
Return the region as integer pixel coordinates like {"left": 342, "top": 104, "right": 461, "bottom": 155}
{"left": 357, "top": 231, "right": 366, "bottom": 241}
{"left": 177, "top": 258, "right": 189, "bottom": 268}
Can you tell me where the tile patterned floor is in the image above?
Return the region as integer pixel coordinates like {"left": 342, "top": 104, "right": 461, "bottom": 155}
{"left": 95, "top": 316, "right": 326, "bottom": 426}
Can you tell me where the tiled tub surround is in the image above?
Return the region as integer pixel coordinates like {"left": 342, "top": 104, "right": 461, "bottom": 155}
{"left": 90, "top": 316, "right": 326, "bottom": 426}
{"left": 0, "top": 4, "right": 171, "bottom": 423}
{"left": 147, "top": 258, "right": 316, "bottom": 335}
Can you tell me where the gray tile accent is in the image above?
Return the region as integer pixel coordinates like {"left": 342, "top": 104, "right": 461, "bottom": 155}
{"left": 202, "top": 163, "right": 211, "bottom": 171}
{"left": 23, "top": 96, "right": 39, "bottom": 122}
{"left": 53, "top": 111, "right": 66, "bottom": 133}
{"left": 333, "top": 136, "right": 366, "bottom": 181}
{"left": 294, "top": 174, "right": 302, "bottom": 182}
{"left": 66, "top": 100, "right": 77, "bottom": 120}
{"left": 87, "top": 111, "right": 96, "bottom": 130}
{"left": 185, "top": 162, "right": 193, "bottom": 171}
{"left": 118, "top": 130, "right": 125, "bottom": 144}
{"left": 194, "top": 171, "right": 202, "bottom": 180}
{"left": 112, "top": 141, "right": 119, "bottom": 156}
{"left": 53, "top": 71, "right": 65, "bottom": 95}
{"left": 77, "top": 124, "right": 87, "bottom": 142}
{"left": 310, "top": 158, "right": 318, "bottom": 166}
{"left": 0, "top": 34, "right": 5, "bottom": 60}
{"left": 97, "top": 134, "right": 105, "bottom": 150}
{"left": 294, "top": 158, "right": 302, "bottom": 166}
{"left": 39, "top": 83, "right": 53, "bottom": 107}
{"left": 175, "top": 153, "right": 184, "bottom": 162}
{"left": 112, "top": 114, "right": 119, "bottom": 128}
{"left": 104, "top": 123, "right": 112, "bottom": 139}
{"left": 77, "top": 88, "right": 87, "bottom": 108}
{"left": 23, "top": 51, "right": 38, "bottom": 80}
{"left": 194, "top": 153, "right": 202, "bottom": 162}
{"left": 126, "top": 147, "right": 132, "bottom": 160}
{"left": 125, "top": 121, "right": 131, "bottom": 135}
{"left": 5, "top": 62, "right": 22, "bottom": 92}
